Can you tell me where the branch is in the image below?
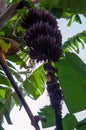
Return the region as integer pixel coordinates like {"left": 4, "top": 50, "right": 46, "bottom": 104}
{"left": 0, "top": 3, "right": 19, "bottom": 30}
{"left": 32, "top": 0, "right": 40, "bottom": 3}
{"left": 0, "top": 50, "right": 41, "bottom": 130}
{"left": 13, "top": 17, "right": 23, "bottom": 39}
{"left": 0, "top": 0, "right": 31, "bottom": 30}
{"left": 0, "top": 0, "right": 6, "bottom": 15}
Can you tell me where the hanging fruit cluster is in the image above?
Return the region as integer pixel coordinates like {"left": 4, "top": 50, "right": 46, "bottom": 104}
{"left": 21, "top": 8, "right": 63, "bottom": 130}
{"left": 21, "top": 8, "right": 62, "bottom": 62}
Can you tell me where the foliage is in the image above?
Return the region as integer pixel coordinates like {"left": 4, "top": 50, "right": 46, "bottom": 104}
{"left": 55, "top": 53, "right": 86, "bottom": 113}
{"left": 40, "top": 0, "right": 86, "bottom": 13}
{"left": 63, "top": 31, "right": 86, "bottom": 53}
{"left": 39, "top": 105, "right": 56, "bottom": 128}
{"left": 0, "top": 0, "right": 86, "bottom": 130}
{"left": 0, "top": 39, "right": 11, "bottom": 53}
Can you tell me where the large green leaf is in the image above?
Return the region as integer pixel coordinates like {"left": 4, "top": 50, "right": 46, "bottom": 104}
{"left": 38, "top": 105, "right": 56, "bottom": 128}
{"left": 55, "top": 53, "right": 86, "bottom": 113}
{"left": 40, "top": 0, "right": 86, "bottom": 13}
{"left": 23, "top": 65, "right": 46, "bottom": 99}
{"left": 39, "top": 106, "right": 78, "bottom": 129}
{"left": 63, "top": 114, "right": 77, "bottom": 130}
{"left": 77, "top": 118, "right": 86, "bottom": 130}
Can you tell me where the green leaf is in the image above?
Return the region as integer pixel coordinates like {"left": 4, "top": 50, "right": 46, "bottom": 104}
{"left": 0, "top": 113, "right": 3, "bottom": 125}
{"left": 8, "top": 62, "right": 23, "bottom": 82}
{"left": 5, "top": 98, "right": 15, "bottom": 113}
{"left": 40, "top": 0, "right": 86, "bottom": 13}
{"left": 67, "top": 15, "right": 82, "bottom": 27}
{"left": 74, "top": 15, "right": 82, "bottom": 24}
{"left": 51, "top": 8, "right": 82, "bottom": 26}
{"left": 63, "top": 31, "right": 86, "bottom": 53}
{"left": 77, "top": 118, "right": 86, "bottom": 130}
{"left": 55, "top": 53, "right": 86, "bottom": 113}
{"left": 13, "top": 88, "right": 23, "bottom": 106}
{"left": 23, "top": 65, "right": 46, "bottom": 99}
{"left": 63, "top": 114, "right": 77, "bottom": 130}
{"left": 0, "top": 85, "right": 12, "bottom": 99}
{"left": 13, "top": 92, "right": 21, "bottom": 106}
{"left": 0, "top": 87, "right": 6, "bottom": 99}
{"left": 0, "top": 73, "right": 12, "bottom": 87}
{"left": 10, "top": 67, "right": 23, "bottom": 82}
{"left": 0, "top": 97, "right": 14, "bottom": 129}
{"left": 67, "top": 15, "right": 75, "bottom": 27}
{"left": 0, "top": 125, "right": 5, "bottom": 130}
{"left": 50, "top": 8, "right": 63, "bottom": 19}
{"left": 40, "top": 0, "right": 59, "bottom": 10}
{"left": 4, "top": 109, "right": 12, "bottom": 124}
{"left": 7, "top": 54, "right": 26, "bottom": 68}
{"left": 38, "top": 105, "right": 55, "bottom": 128}
{"left": 0, "top": 39, "right": 11, "bottom": 53}
{"left": 0, "top": 101, "right": 13, "bottom": 126}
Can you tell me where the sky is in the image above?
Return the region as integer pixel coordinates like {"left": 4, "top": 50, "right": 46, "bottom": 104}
{"left": 3, "top": 16, "right": 86, "bottom": 130}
